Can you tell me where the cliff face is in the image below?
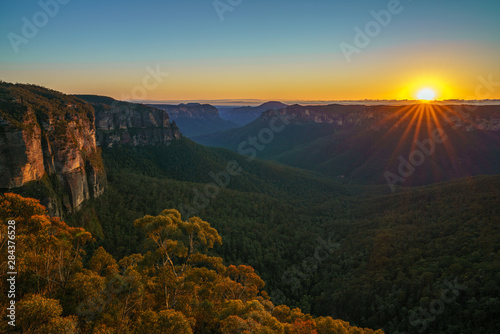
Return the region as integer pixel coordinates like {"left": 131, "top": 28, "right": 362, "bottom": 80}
{"left": 150, "top": 103, "right": 237, "bottom": 137}
{"left": 198, "top": 103, "right": 500, "bottom": 186}
{"left": 77, "top": 96, "right": 181, "bottom": 147}
{"left": 0, "top": 88, "right": 182, "bottom": 217}
{"left": 261, "top": 104, "right": 500, "bottom": 131}
{"left": 0, "top": 83, "right": 106, "bottom": 216}
{"left": 0, "top": 108, "right": 45, "bottom": 187}
{"left": 153, "top": 103, "right": 220, "bottom": 120}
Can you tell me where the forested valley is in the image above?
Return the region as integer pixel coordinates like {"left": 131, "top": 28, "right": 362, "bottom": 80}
{"left": 46, "top": 139, "right": 500, "bottom": 333}
{"left": 1, "top": 84, "right": 499, "bottom": 333}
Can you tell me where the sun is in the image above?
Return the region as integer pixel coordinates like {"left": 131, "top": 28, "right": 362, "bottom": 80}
{"left": 417, "top": 88, "right": 437, "bottom": 101}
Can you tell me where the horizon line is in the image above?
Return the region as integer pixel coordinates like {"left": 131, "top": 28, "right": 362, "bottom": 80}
{"left": 129, "top": 98, "right": 500, "bottom": 107}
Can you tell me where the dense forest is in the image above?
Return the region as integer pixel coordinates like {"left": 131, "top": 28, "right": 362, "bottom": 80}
{"left": 0, "top": 192, "right": 383, "bottom": 333}
{"left": 65, "top": 139, "right": 500, "bottom": 333}
{"left": 2, "top": 84, "right": 499, "bottom": 333}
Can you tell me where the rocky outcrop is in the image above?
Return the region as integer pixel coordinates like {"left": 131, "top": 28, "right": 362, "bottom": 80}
{"left": 153, "top": 103, "right": 220, "bottom": 120}
{"left": 0, "top": 109, "right": 45, "bottom": 188}
{"left": 198, "top": 102, "right": 500, "bottom": 186}
{"left": 261, "top": 104, "right": 500, "bottom": 131}
{"left": 78, "top": 95, "right": 181, "bottom": 147}
{"left": 150, "top": 103, "right": 237, "bottom": 137}
{"left": 0, "top": 83, "right": 106, "bottom": 216}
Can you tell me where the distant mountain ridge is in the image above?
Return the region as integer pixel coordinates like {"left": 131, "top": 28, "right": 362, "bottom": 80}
{"left": 260, "top": 103, "right": 500, "bottom": 130}
{"left": 219, "top": 101, "right": 288, "bottom": 125}
{"left": 2, "top": 82, "right": 499, "bottom": 333}
{"left": 150, "top": 103, "right": 237, "bottom": 137}
{"left": 195, "top": 103, "right": 500, "bottom": 187}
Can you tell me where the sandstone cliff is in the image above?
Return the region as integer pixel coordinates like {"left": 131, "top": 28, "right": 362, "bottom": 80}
{"left": 197, "top": 103, "right": 500, "bottom": 186}
{"left": 0, "top": 83, "right": 106, "bottom": 216}
{"left": 261, "top": 104, "right": 500, "bottom": 131}
{"left": 155, "top": 103, "right": 220, "bottom": 120}
{"left": 77, "top": 95, "right": 181, "bottom": 147}
{"left": 150, "top": 103, "right": 237, "bottom": 137}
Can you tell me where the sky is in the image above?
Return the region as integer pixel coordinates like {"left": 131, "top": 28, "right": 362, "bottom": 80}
{"left": 1, "top": 0, "right": 499, "bottom": 102}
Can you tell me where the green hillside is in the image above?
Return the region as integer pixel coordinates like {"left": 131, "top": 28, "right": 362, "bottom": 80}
{"left": 78, "top": 136, "right": 500, "bottom": 333}
{"left": 3, "top": 85, "right": 498, "bottom": 333}
{"left": 194, "top": 105, "right": 500, "bottom": 187}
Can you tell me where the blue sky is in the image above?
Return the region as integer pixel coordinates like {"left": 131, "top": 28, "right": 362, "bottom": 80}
{"left": 1, "top": 0, "right": 499, "bottom": 101}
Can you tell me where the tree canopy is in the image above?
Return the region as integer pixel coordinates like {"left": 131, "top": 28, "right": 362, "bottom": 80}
{"left": 0, "top": 193, "right": 382, "bottom": 334}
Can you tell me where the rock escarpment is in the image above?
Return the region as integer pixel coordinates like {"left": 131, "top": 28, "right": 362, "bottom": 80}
{"left": 150, "top": 103, "right": 237, "bottom": 137}
{"left": 198, "top": 102, "right": 500, "bottom": 186}
{"left": 154, "top": 103, "right": 220, "bottom": 120}
{"left": 261, "top": 104, "right": 500, "bottom": 131}
{"left": 0, "top": 83, "right": 106, "bottom": 216}
{"left": 77, "top": 95, "right": 181, "bottom": 147}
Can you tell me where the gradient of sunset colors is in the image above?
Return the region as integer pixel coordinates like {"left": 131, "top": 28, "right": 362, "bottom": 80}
{"left": 1, "top": 0, "right": 499, "bottom": 102}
